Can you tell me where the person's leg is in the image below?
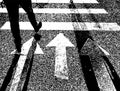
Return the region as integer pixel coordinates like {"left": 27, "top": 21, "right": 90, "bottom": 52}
{"left": 20, "top": 0, "right": 42, "bottom": 32}
{"left": 4, "top": 2, "right": 22, "bottom": 53}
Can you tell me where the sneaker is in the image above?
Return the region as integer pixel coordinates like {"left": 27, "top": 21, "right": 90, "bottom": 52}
{"left": 34, "top": 33, "right": 41, "bottom": 41}
{"left": 35, "top": 22, "right": 42, "bottom": 32}
{"left": 14, "top": 38, "right": 22, "bottom": 53}
{"left": 16, "top": 44, "right": 21, "bottom": 53}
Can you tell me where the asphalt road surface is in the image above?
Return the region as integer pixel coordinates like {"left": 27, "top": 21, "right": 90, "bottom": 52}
{"left": 0, "top": 0, "right": 120, "bottom": 91}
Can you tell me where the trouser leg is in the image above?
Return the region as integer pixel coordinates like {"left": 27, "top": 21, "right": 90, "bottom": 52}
{"left": 5, "top": 2, "right": 21, "bottom": 52}
{"left": 20, "top": 0, "right": 39, "bottom": 32}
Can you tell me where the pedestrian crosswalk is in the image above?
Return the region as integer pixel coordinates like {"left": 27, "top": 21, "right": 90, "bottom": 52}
{"left": 0, "top": 0, "right": 119, "bottom": 31}
{"left": 0, "top": 8, "right": 108, "bottom": 14}
{"left": 1, "top": 22, "right": 120, "bottom": 31}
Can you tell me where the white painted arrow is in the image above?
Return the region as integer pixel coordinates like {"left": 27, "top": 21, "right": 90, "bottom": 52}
{"left": 11, "top": 38, "right": 43, "bottom": 55}
{"left": 46, "top": 33, "right": 74, "bottom": 79}
{"left": 9, "top": 37, "right": 43, "bottom": 91}
{"left": 35, "top": 43, "right": 44, "bottom": 54}
{"left": 9, "top": 37, "right": 33, "bottom": 91}
{"left": 11, "top": 37, "right": 33, "bottom": 55}
{"left": 97, "top": 44, "right": 110, "bottom": 56}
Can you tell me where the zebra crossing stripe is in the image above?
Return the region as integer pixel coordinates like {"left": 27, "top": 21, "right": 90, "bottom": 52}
{"left": 32, "top": 0, "right": 98, "bottom": 3}
{"left": 9, "top": 37, "right": 44, "bottom": 91}
{"left": 0, "top": 0, "right": 98, "bottom": 3}
{"left": 1, "top": 22, "right": 120, "bottom": 31}
{"left": 0, "top": 8, "right": 107, "bottom": 14}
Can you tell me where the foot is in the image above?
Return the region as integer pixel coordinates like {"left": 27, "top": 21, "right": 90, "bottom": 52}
{"left": 16, "top": 43, "right": 22, "bottom": 53}
{"left": 14, "top": 38, "right": 22, "bottom": 53}
{"left": 35, "top": 22, "right": 42, "bottom": 32}
{"left": 34, "top": 33, "right": 42, "bottom": 41}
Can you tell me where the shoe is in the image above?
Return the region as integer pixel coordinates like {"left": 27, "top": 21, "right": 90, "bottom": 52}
{"left": 34, "top": 33, "right": 41, "bottom": 41}
{"left": 14, "top": 38, "right": 22, "bottom": 53}
{"left": 16, "top": 42, "right": 22, "bottom": 53}
{"left": 35, "top": 22, "right": 42, "bottom": 32}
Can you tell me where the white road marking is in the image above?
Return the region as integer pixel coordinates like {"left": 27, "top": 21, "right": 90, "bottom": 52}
{"left": 10, "top": 37, "right": 44, "bottom": 91}
{"left": 9, "top": 55, "right": 27, "bottom": 91}
{"left": 32, "top": 0, "right": 98, "bottom": 3}
{"left": 0, "top": 0, "right": 98, "bottom": 3}
{"left": 11, "top": 43, "right": 43, "bottom": 55}
{"left": 0, "top": 8, "right": 107, "bottom": 14}
{"left": 46, "top": 33, "right": 74, "bottom": 79}
{"left": 35, "top": 43, "right": 44, "bottom": 54}
{"left": 9, "top": 37, "right": 33, "bottom": 91}
{"left": 97, "top": 44, "right": 110, "bottom": 56}
{"left": 1, "top": 22, "right": 120, "bottom": 31}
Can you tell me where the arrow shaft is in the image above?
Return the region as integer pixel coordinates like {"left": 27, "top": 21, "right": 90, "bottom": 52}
{"left": 0, "top": 54, "right": 20, "bottom": 91}
{"left": 46, "top": 33, "right": 74, "bottom": 79}
{"left": 9, "top": 38, "right": 34, "bottom": 91}
{"left": 54, "top": 47, "right": 68, "bottom": 79}
{"left": 9, "top": 55, "right": 27, "bottom": 91}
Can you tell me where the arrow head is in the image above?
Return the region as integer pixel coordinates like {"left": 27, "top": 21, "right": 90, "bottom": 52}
{"left": 97, "top": 44, "right": 110, "bottom": 56}
{"left": 11, "top": 37, "right": 34, "bottom": 55}
{"left": 35, "top": 43, "right": 44, "bottom": 54}
{"left": 11, "top": 37, "right": 44, "bottom": 55}
{"left": 46, "top": 33, "right": 74, "bottom": 47}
